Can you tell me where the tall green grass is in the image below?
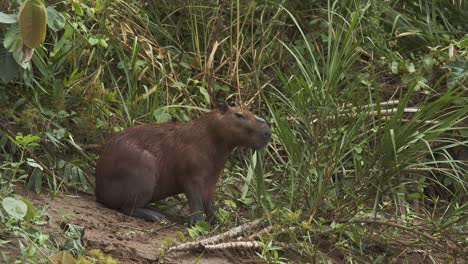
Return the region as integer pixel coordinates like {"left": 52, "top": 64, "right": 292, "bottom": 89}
{"left": 261, "top": 0, "right": 467, "bottom": 260}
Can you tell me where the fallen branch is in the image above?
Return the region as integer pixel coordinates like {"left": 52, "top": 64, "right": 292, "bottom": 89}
{"left": 166, "top": 219, "right": 263, "bottom": 253}
{"left": 200, "top": 219, "right": 263, "bottom": 245}
{"left": 168, "top": 240, "right": 292, "bottom": 253}
{"left": 204, "top": 241, "right": 262, "bottom": 250}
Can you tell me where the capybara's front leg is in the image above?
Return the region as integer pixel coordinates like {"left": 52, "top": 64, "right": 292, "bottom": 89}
{"left": 185, "top": 186, "right": 205, "bottom": 225}
{"left": 203, "top": 183, "right": 216, "bottom": 223}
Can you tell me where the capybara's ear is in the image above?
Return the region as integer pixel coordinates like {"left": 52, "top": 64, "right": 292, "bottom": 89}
{"left": 217, "top": 101, "right": 229, "bottom": 113}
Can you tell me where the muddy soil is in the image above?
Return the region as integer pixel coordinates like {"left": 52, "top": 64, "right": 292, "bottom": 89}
{"left": 11, "top": 188, "right": 260, "bottom": 264}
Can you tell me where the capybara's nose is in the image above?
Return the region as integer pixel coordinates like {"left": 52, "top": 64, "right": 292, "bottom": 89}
{"left": 263, "top": 130, "right": 271, "bottom": 139}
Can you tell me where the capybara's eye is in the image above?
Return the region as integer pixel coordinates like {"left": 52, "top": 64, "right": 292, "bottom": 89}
{"left": 235, "top": 112, "right": 245, "bottom": 119}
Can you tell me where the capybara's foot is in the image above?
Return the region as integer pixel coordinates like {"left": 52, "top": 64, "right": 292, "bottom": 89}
{"left": 121, "top": 207, "right": 168, "bottom": 222}
{"left": 189, "top": 212, "right": 206, "bottom": 226}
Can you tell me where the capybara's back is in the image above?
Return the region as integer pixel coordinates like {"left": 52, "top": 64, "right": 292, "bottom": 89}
{"left": 95, "top": 103, "right": 271, "bottom": 223}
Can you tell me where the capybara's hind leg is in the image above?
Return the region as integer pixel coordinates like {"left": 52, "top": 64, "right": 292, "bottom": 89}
{"left": 121, "top": 207, "right": 167, "bottom": 222}
{"left": 145, "top": 204, "right": 166, "bottom": 214}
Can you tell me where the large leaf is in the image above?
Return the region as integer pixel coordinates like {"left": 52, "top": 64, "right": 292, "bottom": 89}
{"left": 18, "top": 0, "right": 47, "bottom": 48}
{"left": 3, "top": 25, "right": 29, "bottom": 68}
{"left": 2, "top": 197, "right": 27, "bottom": 220}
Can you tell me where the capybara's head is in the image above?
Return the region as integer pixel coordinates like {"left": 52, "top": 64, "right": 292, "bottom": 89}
{"left": 213, "top": 102, "right": 271, "bottom": 149}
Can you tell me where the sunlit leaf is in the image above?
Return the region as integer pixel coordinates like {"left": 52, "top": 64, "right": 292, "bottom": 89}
{"left": 18, "top": 0, "right": 48, "bottom": 48}
{"left": 0, "top": 12, "right": 18, "bottom": 24}
{"left": 171, "top": 82, "right": 186, "bottom": 88}
{"left": 26, "top": 158, "right": 44, "bottom": 171}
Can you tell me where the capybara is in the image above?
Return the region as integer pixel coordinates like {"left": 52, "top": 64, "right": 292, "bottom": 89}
{"left": 95, "top": 102, "right": 271, "bottom": 223}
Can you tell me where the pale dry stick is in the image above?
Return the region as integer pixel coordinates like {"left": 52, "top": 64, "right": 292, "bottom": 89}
{"left": 343, "top": 100, "right": 400, "bottom": 109}
{"left": 204, "top": 241, "right": 262, "bottom": 250}
{"left": 166, "top": 219, "right": 263, "bottom": 253}
{"left": 336, "top": 167, "right": 455, "bottom": 174}
{"left": 368, "top": 107, "right": 419, "bottom": 115}
{"left": 359, "top": 107, "right": 419, "bottom": 116}
{"left": 204, "top": 241, "right": 292, "bottom": 250}
{"left": 168, "top": 240, "right": 292, "bottom": 253}
{"left": 206, "top": 40, "right": 220, "bottom": 74}
{"left": 311, "top": 107, "right": 421, "bottom": 123}
{"left": 199, "top": 219, "right": 262, "bottom": 245}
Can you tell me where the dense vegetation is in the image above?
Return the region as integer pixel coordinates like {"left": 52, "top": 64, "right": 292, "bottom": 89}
{"left": 1, "top": 0, "right": 467, "bottom": 263}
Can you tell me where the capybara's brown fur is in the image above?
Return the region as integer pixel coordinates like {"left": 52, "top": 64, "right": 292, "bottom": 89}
{"left": 95, "top": 103, "right": 271, "bottom": 223}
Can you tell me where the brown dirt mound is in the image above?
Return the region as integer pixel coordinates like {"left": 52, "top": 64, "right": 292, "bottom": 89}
{"left": 13, "top": 187, "right": 256, "bottom": 264}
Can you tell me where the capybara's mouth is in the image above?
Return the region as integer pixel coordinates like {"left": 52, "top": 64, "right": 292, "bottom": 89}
{"left": 255, "top": 132, "right": 271, "bottom": 149}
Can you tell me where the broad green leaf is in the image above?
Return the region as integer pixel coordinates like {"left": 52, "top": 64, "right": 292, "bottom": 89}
{"left": 198, "top": 86, "right": 210, "bottom": 104}
{"left": 3, "top": 24, "right": 30, "bottom": 68}
{"left": 176, "top": 231, "right": 185, "bottom": 242}
{"left": 407, "top": 192, "right": 423, "bottom": 200}
{"left": 71, "top": 0, "right": 83, "bottom": 16}
{"left": 88, "top": 37, "right": 98, "bottom": 45}
{"left": 19, "top": 0, "right": 48, "bottom": 48}
{"left": 98, "top": 38, "right": 108, "bottom": 48}
{"left": 21, "top": 198, "right": 36, "bottom": 221}
{"left": 2, "top": 197, "right": 27, "bottom": 220}
{"left": 214, "top": 83, "right": 230, "bottom": 92}
{"left": 153, "top": 108, "right": 172, "bottom": 123}
{"left": 171, "top": 82, "right": 186, "bottom": 88}
{"left": 47, "top": 6, "right": 66, "bottom": 31}
{"left": 0, "top": 12, "right": 18, "bottom": 24}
